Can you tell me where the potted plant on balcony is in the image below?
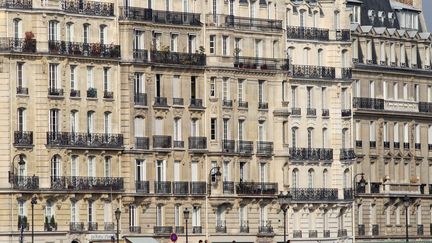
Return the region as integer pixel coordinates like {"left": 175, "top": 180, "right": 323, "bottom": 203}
{"left": 87, "top": 87, "right": 97, "bottom": 98}
{"left": 23, "top": 31, "right": 35, "bottom": 52}
{"left": 90, "top": 43, "right": 102, "bottom": 57}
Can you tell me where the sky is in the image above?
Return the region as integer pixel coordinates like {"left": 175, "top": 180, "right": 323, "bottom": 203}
{"left": 425, "top": 1, "right": 432, "bottom": 31}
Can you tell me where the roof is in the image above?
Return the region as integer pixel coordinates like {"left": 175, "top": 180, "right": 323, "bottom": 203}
{"left": 390, "top": 0, "right": 420, "bottom": 12}
{"left": 360, "top": 0, "right": 400, "bottom": 28}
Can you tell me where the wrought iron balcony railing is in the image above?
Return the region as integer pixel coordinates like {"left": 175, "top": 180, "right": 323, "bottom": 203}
{"left": 189, "top": 136, "right": 207, "bottom": 150}
{"left": 189, "top": 98, "right": 204, "bottom": 109}
{"left": 238, "top": 140, "right": 253, "bottom": 155}
{"left": 48, "top": 88, "right": 64, "bottom": 96}
{"left": 358, "top": 224, "right": 365, "bottom": 236}
{"left": 309, "top": 230, "right": 318, "bottom": 238}
{"left": 135, "top": 137, "right": 149, "bottom": 150}
{"left": 417, "top": 224, "right": 424, "bottom": 236}
{"left": 44, "top": 221, "right": 58, "bottom": 232}
{"left": 48, "top": 41, "right": 120, "bottom": 59}
{"left": 372, "top": 224, "right": 379, "bottom": 236}
{"left": 341, "top": 109, "right": 351, "bottom": 117}
{"left": 222, "top": 139, "right": 236, "bottom": 153}
{"left": 238, "top": 101, "right": 248, "bottom": 108}
{"left": 291, "top": 107, "right": 301, "bottom": 116}
{"left": 222, "top": 99, "right": 233, "bottom": 107}
{"left": 343, "top": 188, "right": 353, "bottom": 200}
{"left": 307, "top": 108, "right": 316, "bottom": 116}
{"left": 120, "top": 7, "right": 201, "bottom": 26}
{"left": 356, "top": 140, "right": 362, "bottom": 147}
{"left": 150, "top": 50, "right": 206, "bottom": 66}
{"left": 419, "top": 102, "right": 432, "bottom": 113}
{"left": 175, "top": 226, "right": 184, "bottom": 234}
{"left": 12, "top": 175, "right": 39, "bottom": 190}
{"left": 50, "top": 176, "right": 124, "bottom": 190}
{"left": 340, "top": 148, "right": 356, "bottom": 160}
{"left": 155, "top": 181, "right": 172, "bottom": 194}
{"left": 14, "top": 131, "right": 33, "bottom": 147}
{"left": 370, "top": 182, "right": 381, "bottom": 193}
{"left": 154, "top": 97, "right": 168, "bottom": 107}
{"left": 129, "top": 226, "right": 141, "bottom": 233}
{"left": 292, "top": 65, "right": 335, "bottom": 79}
{"left": 258, "top": 221, "right": 274, "bottom": 234}
{"left": 240, "top": 221, "right": 249, "bottom": 233}
{"left": 63, "top": 0, "right": 114, "bottom": 16}
{"left": 336, "top": 29, "right": 351, "bottom": 41}
{"left": 87, "top": 88, "right": 97, "bottom": 98}
{"left": 17, "top": 86, "right": 28, "bottom": 95}
{"left": 0, "top": 0, "right": 32, "bottom": 9}
{"left": 234, "top": 56, "right": 289, "bottom": 70}
{"left": 0, "top": 38, "right": 36, "bottom": 52}
{"left": 353, "top": 97, "right": 384, "bottom": 110}
{"left": 69, "top": 222, "right": 84, "bottom": 232}
{"left": 154, "top": 226, "right": 173, "bottom": 234}
{"left": 256, "top": 141, "right": 273, "bottom": 155}
{"left": 291, "top": 188, "right": 338, "bottom": 201}
{"left": 394, "top": 142, "right": 400, "bottom": 149}
{"left": 172, "top": 98, "right": 184, "bottom": 106}
{"left": 191, "top": 181, "right": 206, "bottom": 194}
{"left": 17, "top": 216, "right": 29, "bottom": 231}
{"left": 293, "top": 230, "right": 302, "bottom": 238}
{"left": 70, "top": 89, "right": 80, "bottom": 97}
{"left": 88, "top": 222, "right": 98, "bottom": 231}
{"left": 341, "top": 68, "right": 352, "bottom": 79}
{"left": 153, "top": 135, "right": 172, "bottom": 149}
{"left": 173, "top": 140, "right": 184, "bottom": 148}
{"left": 103, "top": 91, "right": 113, "bottom": 99}
{"left": 212, "top": 14, "right": 283, "bottom": 31}
{"left": 135, "top": 181, "right": 149, "bottom": 193}
{"left": 338, "top": 229, "right": 347, "bottom": 237}
{"left": 104, "top": 222, "right": 114, "bottom": 231}
{"left": 134, "top": 93, "right": 147, "bottom": 106}
{"left": 236, "top": 182, "right": 277, "bottom": 195}
{"left": 323, "top": 230, "right": 330, "bottom": 238}
{"left": 287, "top": 26, "right": 329, "bottom": 41}
{"left": 215, "top": 221, "right": 226, "bottom": 233}
{"left": 384, "top": 141, "right": 390, "bottom": 149}
{"left": 322, "top": 109, "right": 329, "bottom": 117}
{"left": 223, "top": 181, "right": 235, "bottom": 194}
{"left": 47, "top": 132, "right": 123, "bottom": 148}
{"left": 133, "top": 49, "right": 148, "bottom": 62}
{"left": 258, "top": 102, "right": 268, "bottom": 110}
{"left": 173, "top": 181, "right": 189, "bottom": 195}
{"left": 290, "top": 147, "right": 333, "bottom": 161}
{"left": 192, "top": 226, "right": 202, "bottom": 234}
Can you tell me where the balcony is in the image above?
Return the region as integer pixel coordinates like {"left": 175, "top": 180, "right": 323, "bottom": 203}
{"left": 353, "top": 97, "right": 384, "bottom": 110}
{"left": 215, "top": 221, "right": 226, "bottom": 233}
{"left": 69, "top": 222, "right": 84, "bottom": 232}
{"left": 222, "top": 99, "right": 233, "bottom": 107}
{"left": 341, "top": 68, "right": 352, "bottom": 79}
{"left": 403, "top": 142, "right": 409, "bottom": 150}
{"left": 384, "top": 141, "right": 390, "bottom": 149}
{"left": 208, "top": 14, "right": 282, "bottom": 32}
{"left": 129, "top": 226, "right": 141, "bottom": 233}
{"left": 14, "top": 131, "right": 33, "bottom": 147}
{"left": 154, "top": 226, "right": 173, "bottom": 235}
{"left": 50, "top": 176, "right": 124, "bottom": 191}
{"left": 238, "top": 101, "right": 248, "bottom": 108}
{"left": 192, "top": 226, "right": 202, "bottom": 234}
{"left": 150, "top": 50, "right": 206, "bottom": 66}
{"left": 104, "top": 222, "right": 114, "bottom": 231}
{"left": 309, "top": 230, "right": 318, "bottom": 238}
{"left": 135, "top": 137, "right": 149, "bottom": 150}
{"left": 341, "top": 109, "right": 351, "bottom": 117}
{"left": 371, "top": 182, "right": 381, "bottom": 193}
{"left": 419, "top": 102, "right": 432, "bottom": 113}
{"left": 47, "top": 132, "right": 124, "bottom": 149}
{"left": 358, "top": 224, "right": 365, "bottom": 236}
{"left": 133, "top": 49, "right": 148, "bottom": 62}
{"left": 292, "top": 65, "right": 335, "bottom": 79}
{"left": 356, "top": 140, "right": 362, "bottom": 147}
{"left": 173, "top": 140, "right": 184, "bottom": 148}
{"left": 336, "top": 29, "right": 351, "bottom": 41}
{"left": 135, "top": 181, "right": 149, "bottom": 193}
{"left": 11, "top": 175, "right": 39, "bottom": 190}
{"left": 175, "top": 226, "right": 184, "bottom": 234}
{"left": 70, "top": 89, "right": 80, "bottom": 97}
{"left": 44, "top": 221, "right": 58, "bottom": 232}
{"left": 340, "top": 148, "right": 356, "bottom": 160}
{"left": 48, "top": 41, "right": 120, "bottom": 59}
{"left": 322, "top": 109, "right": 329, "bottom": 117}
{"left": 223, "top": 181, "right": 234, "bottom": 194}
{"left": 338, "top": 229, "right": 347, "bottom": 237}
{"left": 384, "top": 183, "right": 423, "bottom": 194}
{"left": 153, "top": 135, "right": 172, "bottom": 149}
{"left": 343, "top": 188, "right": 353, "bottom": 200}
{"left": 291, "top": 188, "right": 338, "bottom": 201}
{"left": 103, "top": 91, "right": 113, "bottom": 99}
{"left": 415, "top": 143, "right": 421, "bottom": 150}
{"left": 372, "top": 224, "right": 379, "bottom": 236}
{"left": 173, "top": 181, "right": 189, "bottom": 195}
{"left": 154, "top": 97, "right": 168, "bottom": 107}
{"left": 256, "top": 141, "right": 273, "bottom": 156}
{"left": 121, "top": 7, "right": 201, "bottom": 26}
{"left": 240, "top": 221, "right": 249, "bottom": 233}
{"left": 291, "top": 107, "right": 301, "bottom": 116}
{"left": 287, "top": 26, "right": 329, "bottom": 41}
{"left": 87, "top": 88, "right": 97, "bottom": 98}
{"left": 189, "top": 98, "right": 204, "bottom": 109}
{"left": 17, "top": 86, "right": 28, "bottom": 95}
{"left": 48, "top": 88, "right": 64, "bottom": 97}
{"left": 63, "top": 0, "right": 114, "bottom": 16}
{"left": 134, "top": 93, "right": 147, "bottom": 106}
{"left": 323, "top": 230, "right": 330, "bottom": 238}
{"left": 155, "top": 181, "right": 172, "bottom": 194}
{"left": 394, "top": 142, "right": 400, "bottom": 149}
{"left": 289, "top": 147, "right": 333, "bottom": 161}
{"left": 307, "top": 108, "right": 316, "bottom": 116}
{"left": 0, "top": 0, "right": 32, "bottom": 9}
{"left": 258, "top": 102, "right": 268, "bottom": 110}
{"left": 189, "top": 136, "right": 207, "bottom": 150}
{"left": 88, "top": 222, "right": 98, "bottom": 231}
{"left": 234, "top": 56, "right": 289, "bottom": 70}
{"left": 190, "top": 181, "right": 206, "bottom": 194}
{"left": 417, "top": 224, "right": 424, "bottom": 236}
{"left": 293, "top": 230, "right": 302, "bottom": 238}
{"left": 258, "top": 221, "right": 274, "bottom": 235}
{"left": 222, "top": 139, "right": 235, "bottom": 153}
{"left": 236, "top": 182, "right": 277, "bottom": 195}
{"left": 0, "top": 38, "right": 36, "bottom": 53}
{"left": 370, "top": 141, "right": 376, "bottom": 148}
{"left": 384, "top": 99, "right": 419, "bottom": 112}
{"left": 172, "top": 98, "right": 184, "bottom": 106}
{"left": 238, "top": 140, "right": 253, "bottom": 155}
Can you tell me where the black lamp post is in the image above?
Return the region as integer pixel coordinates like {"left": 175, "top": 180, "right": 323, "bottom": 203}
{"left": 353, "top": 173, "right": 366, "bottom": 195}
{"left": 403, "top": 195, "right": 410, "bottom": 243}
{"left": 31, "top": 196, "right": 37, "bottom": 243}
{"left": 183, "top": 208, "right": 190, "bottom": 243}
{"left": 278, "top": 191, "right": 292, "bottom": 243}
{"left": 115, "top": 208, "right": 121, "bottom": 243}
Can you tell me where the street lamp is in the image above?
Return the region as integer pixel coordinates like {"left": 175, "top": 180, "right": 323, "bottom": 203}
{"left": 353, "top": 173, "right": 366, "bottom": 195}
{"left": 183, "top": 208, "right": 190, "bottom": 243}
{"left": 278, "top": 191, "right": 292, "bottom": 243}
{"left": 115, "top": 208, "right": 121, "bottom": 243}
{"left": 9, "top": 154, "right": 25, "bottom": 183}
{"left": 31, "top": 196, "right": 37, "bottom": 243}
{"left": 208, "top": 166, "right": 222, "bottom": 194}
{"left": 403, "top": 195, "right": 410, "bottom": 243}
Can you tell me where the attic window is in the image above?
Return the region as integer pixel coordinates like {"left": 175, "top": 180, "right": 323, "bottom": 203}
{"left": 388, "top": 12, "right": 395, "bottom": 26}
{"left": 378, "top": 11, "right": 385, "bottom": 24}
{"left": 368, "top": 10, "right": 376, "bottom": 23}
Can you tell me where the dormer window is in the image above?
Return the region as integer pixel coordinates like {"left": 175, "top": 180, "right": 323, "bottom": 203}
{"left": 350, "top": 5, "right": 361, "bottom": 24}
{"left": 378, "top": 11, "right": 385, "bottom": 24}
{"left": 388, "top": 12, "right": 395, "bottom": 26}
{"left": 368, "top": 10, "right": 375, "bottom": 23}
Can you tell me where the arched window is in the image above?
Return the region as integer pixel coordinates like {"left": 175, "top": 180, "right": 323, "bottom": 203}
{"left": 343, "top": 169, "right": 350, "bottom": 188}
{"left": 17, "top": 108, "right": 26, "bottom": 132}
{"left": 291, "top": 127, "right": 298, "bottom": 148}
{"left": 13, "top": 18, "right": 22, "bottom": 39}
{"left": 292, "top": 169, "right": 299, "bottom": 189}
{"left": 308, "top": 169, "right": 314, "bottom": 188}
{"left": 307, "top": 127, "right": 314, "bottom": 148}
{"left": 287, "top": 46, "right": 295, "bottom": 60}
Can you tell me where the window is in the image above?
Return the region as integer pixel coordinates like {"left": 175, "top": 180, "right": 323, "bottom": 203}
{"left": 70, "top": 65, "right": 77, "bottom": 90}
{"left": 396, "top": 206, "right": 400, "bottom": 225}
{"left": 400, "top": 44, "right": 406, "bottom": 65}
{"left": 303, "top": 48, "right": 309, "bottom": 65}
{"left": 153, "top": 33, "right": 162, "bottom": 50}
{"left": 282, "top": 81, "right": 287, "bottom": 102}
{"left": 192, "top": 206, "right": 201, "bottom": 227}
{"left": 259, "top": 163, "right": 267, "bottom": 182}
{"left": 104, "top": 157, "right": 111, "bottom": 177}
{"left": 188, "top": 34, "right": 196, "bottom": 53}
{"left": 70, "top": 110, "right": 78, "bottom": 134}
{"left": 258, "top": 80, "right": 265, "bottom": 103}
{"left": 83, "top": 24, "right": 90, "bottom": 44}
{"left": 299, "top": 9, "right": 306, "bottom": 27}
{"left": 222, "top": 78, "right": 230, "bottom": 101}
{"left": 429, "top": 86, "right": 432, "bottom": 102}
{"left": 51, "top": 155, "right": 61, "bottom": 179}
{"left": 292, "top": 86, "right": 297, "bottom": 107}
{"left": 155, "top": 74, "right": 161, "bottom": 97}
{"left": 209, "top": 35, "right": 216, "bottom": 54}
{"left": 322, "top": 87, "right": 327, "bottom": 109}
{"left": 13, "top": 18, "right": 22, "bottom": 39}
{"left": 48, "top": 21, "right": 59, "bottom": 41}
{"left": 323, "top": 169, "right": 328, "bottom": 188}
{"left": 394, "top": 122, "right": 399, "bottom": 143}
{"left": 174, "top": 160, "right": 180, "bottom": 182}
{"left": 165, "top": 0, "right": 171, "bottom": 11}
{"left": 174, "top": 118, "right": 181, "bottom": 142}
{"left": 390, "top": 43, "right": 396, "bottom": 63}
{"left": 380, "top": 42, "right": 386, "bottom": 63}
{"left": 239, "top": 205, "right": 247, "bottom": 227}
{"left": 104, "top": 111, "right": 111, "bottom": 134}
{"left": 191, "top": 76, "right": 196, "bottom": 99}
{"left": 17, "top": 108, "right": 26, "bottom": 132}
{"left": 104, "top": 202, "right": 112, "bottom": 223}
{"left": 103, "top": 67, "right": 110, "bottom": 93}
{"left": 369, "top": 81, "right": 375, "bottom": 98}
{"left": 367, "top": 40, "right": 372, "bottom": 61}
{"left": 292, "top": 169, "right": 298, "bottom": 188}
{"left": 136, "top": 159, "right": 146, "bottom": 181}
{"left": 351, "top": 5, "right": 361, "bottom": 24}
{"left": 383, "top": 81, "right": 387, "bottom": 99}
{"left": 414, "top": 84, "right": 419, "bottom": 102}
{"left": 318, "top": 49, "right": 324, "bottom": 66}
{"left": 49, "top": 109, "right": 60, "bottom": 133}
{"left": 71, "top": 202, "right": 78, "bottom": 222}
{"left": 272, "top": 41, "right": 279, "bottom": 59}
{"left": 223, "top": 161, "right": 230, "bottom": 182}
{"left": 355, "top": 121, "right": 361, "bottom": 142}
{"left": 88, "top": 201, "right": 95, "bottom": 222}
{"left": 429, "top": 125, "right": 432, "bottom": 146}
{"left": 191, "top": 119, "right": 199, "bottom": 137}
{"left": 234, "top": 38, "right": 242, "bottom": 56}
{"left": 322, "top": 128, "right": 328, "bottom": 147}
{"left": 170, "top": 33, "right": 178, "bottom": 52}
{"left": 308, "top": 169, "right": 314, "bottom": 188}
{"left": 49, "top": 63, "right": 59, "bottom": 90}
{"left": 384, "top": 122, "right": 388, "bottom": 142}
{"left": 259, "top": 205, "right": 267, "bottom": 227}
{"left": 134, "top": 117, "right": 144, "bottom": 138}
{"left": 99, "top": 25, "right": 107, "bottom": 44}
{"left": 238, "top": 79, "right": 245, "bottom": 102}
{"left": 258, "top": 121, "right": 265, "bottom": 141}
{"left": 156, "top": 205, "right": 163, "bottom": 226}
{"left": 307, "top": 127, "right": 313, "bottom": 148}
{"left": 307, "top": 87, "right": 313, "bottom": 109}
{"left": 394, "top": 82, "right": 399, "bottom": 99}
{"left": 210, "top": 77, "right": 216, "bottom": 97}
{"left": 88, "top": 156, "right": 96, "bottom": 177}
{"left": 174, "top": 205, "right": 180, "bottom": 227}
{"left": 172, "top": 75, "right": 180, "bottom": 99}
{"left": 415, "top": 124, "right": 420, "bottom": 145}
{"left": 45, "top": 202, "right": 54, "bottom": 220}
{"left": 129, "top": 205, "right": 137, "bottom": 227}
{"left": 255, "top": 39, "right": 262, "bottom": 58}
{"left": 222, "top": 36, "right": 229, "bottom": 56}
{"left": 134, "top": 30, "right": 144, "bottom": 50}
{"left": 87, "top": 66, "right": 94, "bottom": 89}
{"left": 87, "top": 111, "right": 95, "bottom": 134}
{"left": 238, "top": 120, "right": 245, "bottom": 141}
{"left": 134, "top": 73, "right": 145, "bottom": 94}
{"left": 17, "top": 63, "right": 24, "bottom": 90}
{"left": 404, "top": 123, "right": 409, "bottom": 144}
{"left": 223, "top": 119, "right": 229, "bottom": 140}
{"left": 334, "top": 11, "right": 340, "bottom": 30}
{"left": 370, "top": 121, "right": 376, "bottom": 142}
{"left": 291, "top": 127, "right": 298, "bottom": 147}
{"left": 403, "top": 83, "right": 408, "bottom": 100}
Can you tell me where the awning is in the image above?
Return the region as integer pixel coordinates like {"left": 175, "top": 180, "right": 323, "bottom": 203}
{"left": 125, "top": 237, "right": 159, "bottom": 243}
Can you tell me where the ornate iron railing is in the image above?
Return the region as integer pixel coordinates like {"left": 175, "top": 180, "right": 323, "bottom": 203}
{"left": 129, "top": 226, "right": 141, "bottom": 233}
{"left": 292, "top": 65, "right": 335, "bottom": 79}
{"left": 0, "top": 38, "right": 36, "bottom": 53}
{"left": 290, "top": 147, "right": 333, "bottom": 161}
{"left": 47, "top": 132, "right": 123, "bottom": 148}
{"left": 50, "top": 176, "right": 123, "bottom": 190}
{"left": 154, "top": 181, "right": 171, "bottom": 194}
{"left": 189, "top": 136, "right": 207, "bottom": 150}
{"left": 153, "top": 135, "right": 172, "bottom": 149}
{"left": 63, "top": 0, "right": 114, "bottom": 16}
{"left": 133, "top": 49, "right": 148, "bottom": 62}
{"left": 104, "top": 222, "right": 114, "bottom": 231}
{"left": 344, "top": 188, "right": 353, "bottom": 200}
{"left": 238, "top": 101, "right": 248, "bottom": 108}
{"left": 340, "top": 148, "right": 356, "bottom": 160}
{"left": 0, "top": 0, "right": 32, "bottom": 9}
{"left": 189, "top": 98, "right": 204, "bottom": 109}
{"left": 342, "top": 68, "right": 352, "bottom": 79}
{"left": 256, "top": 141, "right": 273, "bottom": 155}
{"left": 222, "top": 99, "right": 233, "bottom": 107}
{"left": 88, "top": 222, "right": 98, "bottom": 231}
{"left": 12, "top": 175, "right": 39, "bottom": 190}
{"left": 173, "top": 181, "right": 189, "bottom": 195}
{"left": 236, "top": 182, "right": 278, "bottom": 195}
{"left": 372, "top": 224, "right": 379, "bottom": 236}
{"left": 154, "top": 96, "right": 168, "bottom": 107}
{"left": 14, "top": 131, "right": 33, "bottom": 146}
{"left": 293, "top": 230, "right": 302, "bottom": 238}
{"left": 172, "top": 98, "right": 184, "bottom": 106}
{"left": 223, "top": 15, "right": 282, "bottom": 31}
{"left": 150, "top": 50, "right": 206, "bottom": 66}
{"left": 356, "top": 140, "right": 362, "bottom": 147}
{"left": 70, "top": 89, "right": 80, "bottom": 97}
{"left": 17, "top": 86, "right": 28, "bottom": 95}
{"left": 371, "top": 182, "right": 381, "bottom": 193}
{"left": 353, "top": 97, "right": 384, "bottom": 110}
{"left": 191, "top": 181, "right": 206, "bottom": 194}
{"left": 338, "top": 229, "right": 347, "bottom": 237}
{"left": 323, "top": 230, "right": 330, "bottom": 238}
{"left": 291, "top": 107, "right": 301, "bottom": 115}
{"left": 120, "top": 7, "right": 201, "bottom": 26}
{"left": 135, "top": 137, "right": 149, "bottom": 150}
{"left": 336, "top": 29, "right": 351, "bottom": 41}
{"left": 234, "top": 56, "right": 289, "bottom": 70}
{"left": 258, "top": 221, "right": 274, "bottom": 234}
{"left": 419, "top": 102, "right": 432, "bottom": 112}
{"left": 341, "top": 109, "right": 351, "bottom": 117}
{"left": 103, "top": 91, "right": 113, "bottom": 99}
{"left": 322, "top": 109, "right": 329, "bottom": 117}
{"left": 134, "top": 93, "right": 147, "bottom": 106}
{"left": 216, "top": 220, "right": 227, "bottom": 233}
{"left": 258, "top": 102, "right": 268, "bottom": 110}
{"left": 240, "top": 221, "right": 249, "bottom": 233}
{"left": 309, "top": 230, "right": 318, "bottom": 238}
{"left": 48, "top": 41, "right": 120, "bottom": 59}
{"left": 287, "top": 26, "right": 329, "bottom": 41}
{"left": 222, "top": 139, "right": 235, "bottom": 153}
{"left": 135, "top": 181, "right": 149, "bottom": 193}
{"left": 417, "top": 224, "right": 424, "bottom": 236}
{"left": 307, "top": 108, "right": 316, "bottom": 116}
{"left": 192, "top": 226, "right": 202, "bottom": 234}
{"left": 48, "top": 88, "right": 64, "bottom": 96}
{"left": 238, "top": 140, "right": 253, "bottom": 155}
{"left": 18, "top": 216, "right": 29, "bottom": 231}
{"left": 70, "top": 222, "right": 84, "bottom": 232}
{"left": 358, "top": 224, "right": 365, "bottom": 236}
{"left": 175, "top": 226, "right": 184, "bottom": 234}
{"left": 154, "top": 226, "right": 173, "bottom": 234}
{"left": 291, "top": 188, "right": 338, "bottom": 201}
{"left": 223, "top": 181, "right": 235, "bottom": 194}
{"left": 173, "top": 140, "right": 184, "bottom": 148}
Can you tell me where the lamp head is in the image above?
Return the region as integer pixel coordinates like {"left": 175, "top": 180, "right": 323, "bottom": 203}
{"left": 31, "top": 196, "right": 37, "bottom": 205}
{"left": 359, "top": 175, "right": 366, "bottom": 187}
{"left": 278, "top": 191, "right": 292, "bottom": 209}
{"left": 183, "top": 208, "right": 190, "bottom": 220}
{"left": 18, "top": 154, "right": 25, "bottom": 166}
{"left": 403, "top": 195, "right": 410, "bottom": 207}
{"left": 115, "top": 208, "right": 121, "bottom": 220}
{"left": 214, "top": 166, "right": 222, "bottom": 177}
